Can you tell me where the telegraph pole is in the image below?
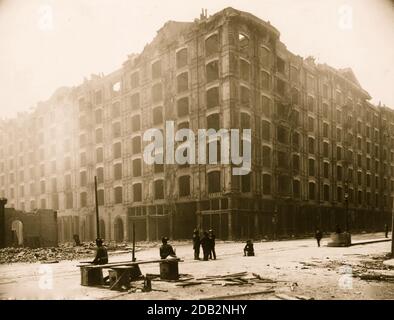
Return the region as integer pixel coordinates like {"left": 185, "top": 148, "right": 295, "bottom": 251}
{"left": 94, "top": 176, "right": 100, "bottom": 239}
{"left": 0, "top": 198, "right": 7, "bottom": 248}
{"left": 391, "top": 204, "right": 394, "bottom": 258}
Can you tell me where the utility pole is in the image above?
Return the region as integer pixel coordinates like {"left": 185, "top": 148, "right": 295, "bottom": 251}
{"left": 132, "top": 222, "right": 136, "bottom": 262}
{"left": 94, "top": 176, "right": 100, "bottom": 239}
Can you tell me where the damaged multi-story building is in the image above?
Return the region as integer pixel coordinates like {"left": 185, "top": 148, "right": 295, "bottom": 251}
{"left": 0, "top": 7, "right": 393, "bottom": 242}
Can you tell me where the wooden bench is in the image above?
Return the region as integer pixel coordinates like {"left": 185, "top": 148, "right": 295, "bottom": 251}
{"left": 78, "top": 258, "right": 181, "bottom": 288}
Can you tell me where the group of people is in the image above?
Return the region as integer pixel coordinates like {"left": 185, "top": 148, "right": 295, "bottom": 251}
{"left": 192, "top": 229, "right": 216, "bottom": 261}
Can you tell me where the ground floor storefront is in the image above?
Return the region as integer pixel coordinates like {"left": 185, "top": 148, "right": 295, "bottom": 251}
{"left": 56, "top": 197, "right": 392, "bottom": 243}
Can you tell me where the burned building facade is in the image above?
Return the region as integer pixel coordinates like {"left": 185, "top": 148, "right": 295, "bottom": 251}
{"left": 0, "top": 8, "right": 393, "bottom": 242}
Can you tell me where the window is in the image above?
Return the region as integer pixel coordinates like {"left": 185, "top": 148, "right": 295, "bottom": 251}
{"left": 262, "top": 146, "right": 271, "bottom": 167}
{"left": 179, "top": 175, "right": 190, "bottom": 196}
{"left": 293, "top": 180, "right": 300, "bottom": 198}
{"left": 152, "top": 60, "right": 162, "bottom": 79}
{"left": 337, "top": 165, "right": 342, "bottom": 180}
{"left": 132, "top": 159, "right": 142, "bottom": 177}
{"left": 261, "top": 71, "right": 270, "bottom": 90}
{"left": 308, "top": 159, "right": 315, "bottom": 176}
{"left": 113, "top": 142, "right": 122, "bottom": 159}
{"left": 205, "top": 87, "right": 220, "bottom": 109}
{"left": 154, "top": 180, "right": 164, "bottom": 199}
{"left": 110, "top": 123, "right": 121, "bottom": 141}
{"left": 323, "top": 142, "right": 329, "bottom": 157}
{"left": 152, "top": 83, "right": 163, "bottom": 103}
{"left": 307, "top": 96, "right": 314, "bottom": 112}
{"left": 292, "top": 132, "right": 300, "bottom": 148}
{"left": 207, "top": 114, "right": 220, "bottom": 131}
{"left": 309, "top": 182, "right": 316, "bottom": 200}
{"left": 114, "top": 186, "right": 123, "bottom": 204}
{"left": 95, "top": 109, "right": 103, "bottom": 124}
{"left": 176, "top": 48, "right": 188, "bottom": 69}
{"left": 291, "top": 88, "right": 299, "bottom": 105}
{"left": 241, "top": 173, "right": 251, "bottom": 193}
{"left": 97, "top": 167, "right": 104, "bottom": 184}
{"left": 205, "top": 34, "right": 219, "bottom": 56}
{"left": 323, "top": 123, "right": 329, "bottom": 138}
{"left": 337, "top": 146, "right": 342, "bottom": 161}
{"left": 153, "top": 107, "right": 163, "bottom": 125}
{"left": 177, "top": 97, "right": 189, "bottom": 116}
{"left": 114, "top": 163, "right": 122, "bottom": 180}
{"left": 240, "top": 86, "right": 250, "bottom": 106}
{"left": 276, "top": 57, "right": 285, "bottom": 74}
{"left": 260, "top": 46, "right": 270, "bottom": 68}
{"left": 277, "top": 126, "right": 289, "bottom": 144}
{"left": 290, "top": 66, "right": 299, "bottom": 83}
{"left": 208, "top": 171, "right": 220, "bottom": 193}
{"left": 131, "top": 115, "right": 141, "bottom": 132}
{"left": 98, "top": 189, "right": 104, "bottom": 206}
{"left": 322, "top": 103, "right": 329, "bottom": 118}
{"left": 240, "top": 113, "right": 251, "bottom": 130}
{"left": 66, "top": 192, "right": 73, "bottom": 209}
{"left": 112, "top": 102, "right": 121, "bottom": 118}
{"left": 240, "top": 60, "right": 250, "bottom": 82}
{"left": 308, "top": 117, "right": 314, "bottom": 132}
{"left": 293, "top": 154, "right": 300, "bottom": 172}
{"left": 80, "top": 171, "right": 87, "bottom": 187}
{"left": 277, "top": 151, "right": 288, "bottom": 168}
{"left": 40, "top": 180, "right": 46, "bottom": 194}
{"left": 80, "top": 192, "right": 87, "bottom": 208}
{"left": 130, "top": 93, "right": 140, "bottom": 110}
{"left": 132, "top": 136, "right": 141, "bottom": 154}
{"left": 262, "top": 174, "right": 271, "bottom": 195}
{"left": 308, "top": 137, "right": 315, "bottom": 154}
{"left": 239, "top": 33, "right": 249, "bottom": 55}
{"left": 278, "top": 175, "right": 290, "bottom": 195}
{"left": 177, "top": 72, "right": 188, "bottom": 93}
{"left": 96, "top": 148, "right": 103, "bottom": 163}
{"left": 260, "top": 121, "right": 270, "bottom": 141}
{"left": 206, "top": 61, "right": 219, "bottom": 83}
{"left": 324, "top": 184, "right": 330, "bottom": 201}
{"left": 94, "top": 128, "right": 103, "bottom": 144}
{"left": 130, "top": 72, "right": 139, "bottom": 89}
{"left": 95, "top": 90, "right": 102, "bottom": 105}
{"left": 133, "top": 183, "right": 142, "bottom": 202}
{"left": 261, "top": 96, "right": 271, "bottom": 117}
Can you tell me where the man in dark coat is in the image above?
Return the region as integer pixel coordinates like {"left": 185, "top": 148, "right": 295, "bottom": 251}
{"left": 244, "top": 240, "right": 255, "bottom": 256}
{"left": 208, "top": 229, "right": 216, "bottom": 260}
{"left": 384, "top": 224, "right": 389, "bottom": 238}
{"left": 192, "top": 229, "right": 201, "bottom": 260}
{"left": 315, "top": 229, "right": 323, "bottom": 247}
{"left": 92, "top": 238, "right": 108, "bottom": 265}
{"left": 200, "top": 232, "right": 211, "bottom": 261}
{"left": 160, "top": 237, "right": 176, "bottom": 259}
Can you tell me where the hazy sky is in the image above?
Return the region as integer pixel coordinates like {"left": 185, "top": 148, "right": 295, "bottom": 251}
{"left": 0, "top": 0, "right": 393, "bottom": 119}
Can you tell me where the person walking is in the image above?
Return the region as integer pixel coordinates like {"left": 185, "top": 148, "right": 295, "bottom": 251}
{"left": 200, "top": 231, "right": 211, "bottom": 261}
{"left": 208, "top": 229, "right": 216, "bottom": 260}
{"left": 315, "top": 229, "right": 323, "bottom": 247}
{"left": 192, "top": 229, "right": 201, "bottom": 260}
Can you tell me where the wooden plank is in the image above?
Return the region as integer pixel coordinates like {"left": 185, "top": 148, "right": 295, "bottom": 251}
{"left": 200, "top": 289, "right": 275, "bottom": 300}
{"left": 77, "top": 258, "right": 181, "bottom": 269}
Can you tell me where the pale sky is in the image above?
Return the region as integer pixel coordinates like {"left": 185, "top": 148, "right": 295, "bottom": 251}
{"left": 0, "top": 0, "right": 393, "bottom": 119}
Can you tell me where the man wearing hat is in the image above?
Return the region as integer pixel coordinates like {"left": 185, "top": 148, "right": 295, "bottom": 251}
{"left": 92, "top": 238, "right": 108, "bottom": 265}
{"left": 160, "top": 236, "right": 176, "bottom": 259}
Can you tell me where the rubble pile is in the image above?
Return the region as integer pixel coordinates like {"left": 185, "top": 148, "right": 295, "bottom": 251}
{"left": 0, "top": 242, "right": 133, "bottom": 264}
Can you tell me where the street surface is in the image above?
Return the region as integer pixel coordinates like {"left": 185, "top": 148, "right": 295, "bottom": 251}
{"left": 0, "top": 233, "right": 393, "bottom": 300}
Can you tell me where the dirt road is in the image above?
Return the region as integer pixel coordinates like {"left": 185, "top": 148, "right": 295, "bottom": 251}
{"left": 0, "top": 233, "right": 393, "bottom": 300}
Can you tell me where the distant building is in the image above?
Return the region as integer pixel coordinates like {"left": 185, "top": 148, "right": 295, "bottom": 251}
{"left": 0, "top": 7, "right": 393, "bottom": 242}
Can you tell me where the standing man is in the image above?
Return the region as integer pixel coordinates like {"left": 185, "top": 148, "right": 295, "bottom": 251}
{"left": 160, "top": 236, "right": 176, "bottom": 259}
{"left": 200, "top": 231, "right": 211, "bottom": 261}
{"left": 315, "top": 228, "right": 323, "bottom": 247}
{"left": 385, "top": 224, "right": 389, "bottom": 238}
{"left": 92, "top": 238, "right": 108, "bottom": 265}
{"left": 192, "top": 229, "right": 201, "bottom": 260}
{"left": 208, "top": 229, "right": 216, "bottom": 260}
